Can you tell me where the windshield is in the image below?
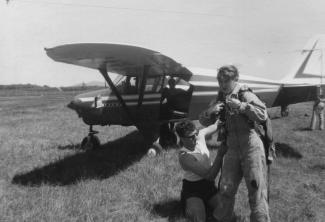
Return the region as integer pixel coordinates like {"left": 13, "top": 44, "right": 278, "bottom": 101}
{"left": 114, "top": 76, "right": 138, "bottom": 94}
{"left": 114, "top": 75, "right": 165, "bottom": 94}
{"left": 113, "top": 74, "right": 125, "bottom": 86}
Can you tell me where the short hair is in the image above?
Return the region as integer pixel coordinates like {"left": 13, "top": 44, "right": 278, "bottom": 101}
{"left": 175, "top": 120, "right": 196, "bottom": 138}
{"left": 217, "top": 65, "right": 239, "bottom": 82}
{"left": 168, "top": 78, "right": 176, "bottom": 86}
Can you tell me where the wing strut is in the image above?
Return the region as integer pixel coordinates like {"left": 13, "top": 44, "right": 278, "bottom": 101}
{"left": 138, "top": 65, "right": 150, "bottom": 107}
{"left": 99, "top": 68, "right": 135, "bottom": 124}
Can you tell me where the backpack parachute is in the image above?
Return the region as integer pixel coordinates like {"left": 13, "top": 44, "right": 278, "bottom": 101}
{"left": 237, "top": 88, "right": 276, "bottom": 165}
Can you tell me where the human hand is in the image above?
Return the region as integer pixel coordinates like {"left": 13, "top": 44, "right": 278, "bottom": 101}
{"left": 226, "top": 98, "right": 241, "bottom": 109}
{"left": 212, "top": 102, "right": 225, "bottom": 114}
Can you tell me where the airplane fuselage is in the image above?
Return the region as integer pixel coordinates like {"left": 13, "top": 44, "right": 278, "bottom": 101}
{"left": 45, "top": 39, "right": 325, "bottom": 149}
{"left": 68, "top": 68, "right": 285, "bottom": 127}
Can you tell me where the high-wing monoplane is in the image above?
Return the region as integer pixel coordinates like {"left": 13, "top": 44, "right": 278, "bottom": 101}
{"left": 45, "top": 35, "right": 325, "bottom": 150}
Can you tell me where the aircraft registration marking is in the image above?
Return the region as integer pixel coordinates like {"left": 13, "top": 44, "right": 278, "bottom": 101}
{"left": 98, "top": 101, "right": 161, "bottom": 107}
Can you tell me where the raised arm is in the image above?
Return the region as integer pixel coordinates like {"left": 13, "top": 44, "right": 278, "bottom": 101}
{"left": 179, "top": 143, "right": 227, "bottom": 181}
{"left": 199, "top": 102, "right": 225, "bottom": 127}
{"left": 199, "top": 119, "right": 220, "bottom": 137}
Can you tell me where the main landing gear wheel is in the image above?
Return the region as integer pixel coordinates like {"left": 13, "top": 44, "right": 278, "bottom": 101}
{"left": 81, "top": 125, "right": 100, "bottom": 150}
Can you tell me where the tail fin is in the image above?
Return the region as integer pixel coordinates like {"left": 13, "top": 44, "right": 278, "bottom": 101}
{"left": 273, "top": 35, "right": 325, "bottom": 107}
{"left": 282, "top": 35, "right": 325, "bottom": 85}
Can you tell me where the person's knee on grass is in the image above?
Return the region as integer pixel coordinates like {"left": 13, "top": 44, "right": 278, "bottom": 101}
{"left": 176, "top": 120, "right": 226, "bottom": 221}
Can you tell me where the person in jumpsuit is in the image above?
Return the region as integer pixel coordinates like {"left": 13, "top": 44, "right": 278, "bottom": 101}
{"left": 200, "top": 65, "right": 270, "bottom": 222}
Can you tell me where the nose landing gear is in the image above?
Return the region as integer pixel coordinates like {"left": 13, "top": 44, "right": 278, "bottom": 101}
{"left": 81, "top": 125, "right": 100, "bottom": 150}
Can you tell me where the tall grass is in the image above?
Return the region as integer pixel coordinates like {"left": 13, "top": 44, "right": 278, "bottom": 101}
{"left": 0, "top": 92, "right": 324, "bottom": 221}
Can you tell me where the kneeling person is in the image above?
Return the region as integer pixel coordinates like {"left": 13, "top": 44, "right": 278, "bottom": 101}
{"left": 176, "top": 120, "right": 226, "bottom": 222}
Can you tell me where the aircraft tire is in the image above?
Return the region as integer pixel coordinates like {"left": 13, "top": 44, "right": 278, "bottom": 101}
{"left": 81, "top": 135, "right": 101, "bottom": 150}
{"left": 152, "top": 142, "right": 163, "bottom": 154}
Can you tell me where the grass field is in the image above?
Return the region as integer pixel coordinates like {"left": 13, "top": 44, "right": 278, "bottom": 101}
{"left": 0, "top": 91, "right": 324, "bottom": 222}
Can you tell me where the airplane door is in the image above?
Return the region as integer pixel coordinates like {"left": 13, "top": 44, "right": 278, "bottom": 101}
{"left": 160, "top": 78, "right": 194, "bottom": 120}
{"left": 104, "top": 75, "right": 163, "bottom": 126}
{"left": 132, "top": 76, "right": 164, "bottom": 124}
{"left": 188, "top": 89, "right": 217, "bottom": 120}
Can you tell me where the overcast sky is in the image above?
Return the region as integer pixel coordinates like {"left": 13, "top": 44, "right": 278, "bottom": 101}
{"left": 1, "top": 0, "right": 325, "bottom": 86}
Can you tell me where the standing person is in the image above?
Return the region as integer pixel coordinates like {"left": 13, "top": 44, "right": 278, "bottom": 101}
{"left": 160, "top": 78, "right": 194, "bottom": 146}
{"left": 176, "top": 119, "right": 227, "bottom": 222}
{"left": 210, "top": 65, "right": 270, "bottom": 222}
{"left": 160, "top": 78, "right": 181, "bottom": 146}
{"left": 310, "top": 95, "right": 325, "bottom": 130}
{"left": 280, "top": 104, "right": 289, "bottom": 117}
{"left": 161, "top": 78, "right": 178, "bottom": 110}
{"left": 161, "top": 77, "right": 193, "bottom": 114}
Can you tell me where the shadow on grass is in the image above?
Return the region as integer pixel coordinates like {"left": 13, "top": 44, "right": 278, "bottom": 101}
{"left": 151, "top": 199, "right": 241, "bottom": 222}
{"left": 57, "top": 144, "right": 82, "bottom": 150}
{"left": 275, "top": 142, "right": 303, "bottom": 159}
{"left": 12, "top": 131, "right": 149, "bottom": 186}
{"left": 309, "top": 163, "right": 325, "bottom": 171}
{"left": 151, "top": 199, "right": 184, "bottom": 222}
{"left": 294, "top": 127, "right": 312, "bottom": 131}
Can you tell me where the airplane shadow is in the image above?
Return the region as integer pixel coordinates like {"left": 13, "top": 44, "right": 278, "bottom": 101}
{"left": 12, "top": 131, "right": 148, "bottom": 186}
{"left": 151, "top": 199, "right": 218, "bottom": 222}
{"left": 275, "top": 142, "right": 303, "bottom": 159}
{"left": 151, "top": 199, "right": 184, "bottom": 222}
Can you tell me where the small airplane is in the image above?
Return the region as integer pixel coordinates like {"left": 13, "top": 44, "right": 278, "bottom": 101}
{"left": 45, "top": 35, "right": 325, "bottom": 150}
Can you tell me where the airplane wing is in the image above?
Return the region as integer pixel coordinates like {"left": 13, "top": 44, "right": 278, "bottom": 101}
{"left": 45, "top": 43, "right": 192, "bottom": 80}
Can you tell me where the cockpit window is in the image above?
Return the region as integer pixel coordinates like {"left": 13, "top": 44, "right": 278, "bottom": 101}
{"left": 114, "top": 75, "right": 165, "bottom": 94}
{"left": 144, "top": 76, "right": 164, "bottom": 93}
{"left": 115, "top": 75, "right": 138, "bottom": 94}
